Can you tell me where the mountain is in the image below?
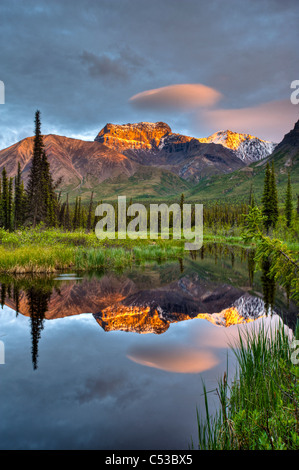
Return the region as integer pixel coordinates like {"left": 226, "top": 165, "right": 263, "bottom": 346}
{"left": 95, "top": 121, "right": 172, "bottom": 151}
{"left": 0, "top": 120, "right": 280, "bottom": 202}
{"left": 273, "top": 118, "right": 299, "bottom": 153}
{"left": 198, "top": 129, "right": 277, "bottom": 163}
{"left": 187, "top": 119, "right": 299, "bottom": 203}
{"left": 0, "top": 134, "right": 138, "bottom": 187}
{"left": 95, "top": 121, "right": 276, "bottom": 181}
{"left": 0, "top": 133, "right": 190, "bottom": 201}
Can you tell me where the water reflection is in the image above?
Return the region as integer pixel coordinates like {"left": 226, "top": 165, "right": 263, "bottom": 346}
{"left": 127, "top": 344, "right": 220, "bottom": 373}
{"left": 0, "top": 244, "right": 297, "bottom": 371}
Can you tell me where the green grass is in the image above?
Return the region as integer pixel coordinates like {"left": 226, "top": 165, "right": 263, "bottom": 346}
{"left": 193, "top": 321, "right": 299, "bottom": 450}
{"left": 0, "top": 226, "right": 187, "bottom": 273}
{"left": 0, "top": 214, "right": 297, "bottom": 274}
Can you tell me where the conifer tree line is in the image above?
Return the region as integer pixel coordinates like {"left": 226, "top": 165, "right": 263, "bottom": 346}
{"left": 261, "top": 161, "right": 296, "bottom": 231}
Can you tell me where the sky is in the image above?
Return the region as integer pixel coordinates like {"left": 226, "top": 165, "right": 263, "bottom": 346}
{"left": 0, "top": 0, "right": 298, "bottom": 150}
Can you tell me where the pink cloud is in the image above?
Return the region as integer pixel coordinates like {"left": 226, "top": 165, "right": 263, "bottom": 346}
{"left": 129, "top": 83, "right": 223, "bottom": 111}
{"left": 200, "top": 99, "right": 299, "bottom": 142}
{"left": 127, "top": 345, "right": 219, "bottom": 373}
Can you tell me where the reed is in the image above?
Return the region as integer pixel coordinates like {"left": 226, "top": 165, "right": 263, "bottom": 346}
{"left": 194, "top": 320, "right": 299, "bottom": 450}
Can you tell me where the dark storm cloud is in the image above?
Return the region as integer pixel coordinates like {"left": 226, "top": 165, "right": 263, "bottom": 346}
{"left": 0, "top": 0, "right": 298, "bottom": 148}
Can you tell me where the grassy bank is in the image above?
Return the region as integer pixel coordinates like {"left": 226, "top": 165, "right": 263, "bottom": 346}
{"left": 0, "top": 227, "right": 186, "bottom": 273}
{"left": 0, "top": 225, "right": 297, "bottom": 274}
{"left": 194, "top": 321, "right": 299, "bottom": 450}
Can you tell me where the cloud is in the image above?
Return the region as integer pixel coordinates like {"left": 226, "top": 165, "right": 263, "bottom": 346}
{"left": 129, "top": 83, "right": 223, "bottom": 112}
{"left": 81, "top": 51, "right": 128, "bottom": 79}
{"left": 1, "top": 0, "right": 299, "bottom": 150}
{"left": 200, "top": 99, "right": 299, "bottom": 142}
{"left": 127, "top": 344, "right": 219, "bottom": 373}
{"left": 80, "top": 47, "right": 146, "bottom": 81}
{"left": 129, "top": 83, "right": 299, "bottom": 142}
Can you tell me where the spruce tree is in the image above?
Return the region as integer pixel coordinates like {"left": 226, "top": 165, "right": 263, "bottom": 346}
{"left": 0, "top": 173, "right": 2, "bottom": 227}
{"left": 269, "top": 162, "right": 279, "bottom": 229}
{"left": 262, "top": 162, "right": 278, "bottom": 231}
{"left": 285, "top": 172, "right": 293, "bottom": 228}
{"left": 86, "top": 191, "right": 94, "bottom": 232}
{"left": 8, "top": 177, "right": 13, "bottom": 231}
{"left": 1, "top": 168, "right": 9, "bottom": 230}
{"left": 77, "top": 197, "right": 82, "bottom": 228}
{"left": 26, "top": 110, "right": 44, "bottom": 227}
{"left": 41, "top": 150, "right": 57, "bottom": 227}
{"left": 14, "top": 162, "right": 24, "bottom": 229}
{"left": 249, "top": 183, "right": 255, "bottom": 207}
{"left": 261, "top": 163, "right": 271, "bottom": 231}
{"left": 65, "top": 193, "right": 71, "bottom": 231}
{"left": 73, "top": 196, "right": 79, "bottom": 230}
{"left": 26, "top": 111, "right": 58, "bottom": 228}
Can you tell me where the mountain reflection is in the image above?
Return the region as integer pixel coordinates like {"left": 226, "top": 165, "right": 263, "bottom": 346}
{"left": 0, "top": 245, "right": 297, "bottom": 369}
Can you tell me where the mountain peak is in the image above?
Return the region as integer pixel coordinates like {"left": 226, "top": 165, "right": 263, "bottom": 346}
{"left": 198, "top": 129, "right": 277, "bottom": 163}
{"left": 95, "top": 121, "right": 172, "bottom": 151}
{"left": 276, "top": 119, "right": 299, "bottom": 150}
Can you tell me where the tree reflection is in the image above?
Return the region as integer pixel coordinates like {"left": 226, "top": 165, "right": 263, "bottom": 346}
{"left": 27, "top": 287, "right": 52, "bottom": 370}
{"left": 247, "top": 250, "right": 255, "bottom": 288}
{"left": 0, "top": 276, "right": 58, "bottom": 370}
{"left": 261, "top": 258, "right": 276, "bottom": 314}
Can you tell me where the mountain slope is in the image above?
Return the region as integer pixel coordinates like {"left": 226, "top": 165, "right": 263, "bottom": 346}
{"left": 186, "top": 119, "right": 299, "bottom": 203}
{"left": 0, "top": 133, "right": 191, "bottom": 201}
{"left": 95, "top": 121, "right": 276, "bottom": 182}
{"left": 0, "top": 134, "right": 138, "bottom": 188}
{"left": 198, "top": 129, "right": 277, "bottom": 163}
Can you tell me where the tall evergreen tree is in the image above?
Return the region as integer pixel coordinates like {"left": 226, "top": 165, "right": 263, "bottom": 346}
{"left": 284, "top": 172, "right": 293, "bottom": 228}
{"left": 262, "top": 162, "right": 278, "bottom": 232}
{"left": 26, "top": 111, "right": 58, "bottom": 228}
{"left": 14, "top": 162, "right": 23, "bottom": 229}
{"left": 269, "top": 162, "right": 279, "bottom": 229}
{"left": 77, "top": 197, "right": 82, "bottom": 228}
{"left": 1, "top": 167, "right": 9, "bottom": 230}
{"left": 26, "top": 110, "right": 44, "bottom": 227}
{"left": 8, "top": 177, "right": 13, "bottom": 231}
{"left": 73, "top": 196, "right": 79, "bottom": 230}
{"left": 86, "top": 191, "right": 94, "bottom": 232}
{"left": 0, "top": 174, "right": 2, "bottom": 227}
{"left": 41, "top": 150, "right": 58, "bottom": 227}
{"left": 65, "top": 193, "right": 71, "bottom": 230}
{"left": 261, "top": 162, "right": 271, "bottom": 231}
{"left": 248, "top": 183, "right": 255, "bottom": 207}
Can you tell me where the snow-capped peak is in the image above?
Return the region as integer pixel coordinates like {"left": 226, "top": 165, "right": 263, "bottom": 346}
{"left": 199, "top": 129, "right": 277, "bottom": 163}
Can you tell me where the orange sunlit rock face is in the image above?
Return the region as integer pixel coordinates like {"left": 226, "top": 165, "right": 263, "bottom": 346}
{"left": 95, "top": 304, "right": 262, "bottom": 334}
{"left": 95, "top": 122, "right": 172, "bottom": 151}
{"left": 96, "top": 305, "right": 169, "bottom": 334}
{"left": 194, "top": 307, "right": 258, "bottom": 328}
{"left": 199, "top": 129, "right": 257, "bottom": 150}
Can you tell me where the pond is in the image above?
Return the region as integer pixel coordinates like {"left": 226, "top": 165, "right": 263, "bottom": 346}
{"left": 0, "top": 244, "right": 297, "bottom": 450}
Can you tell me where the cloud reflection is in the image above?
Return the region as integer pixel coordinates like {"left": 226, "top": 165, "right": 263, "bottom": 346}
{"left": 127, "top": 344, "right": 219, "bottom": 373}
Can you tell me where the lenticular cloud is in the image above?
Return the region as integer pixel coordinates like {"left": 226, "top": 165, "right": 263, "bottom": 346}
{"left": 129, "top": 83, "right": 223, "bottom": 111}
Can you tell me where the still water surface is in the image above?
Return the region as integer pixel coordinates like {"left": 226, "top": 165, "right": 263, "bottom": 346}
{"left": 0, "top": 245, "right": 297, "bottom": 449}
